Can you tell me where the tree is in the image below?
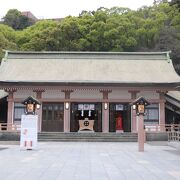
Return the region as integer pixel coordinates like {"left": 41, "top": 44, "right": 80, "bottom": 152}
{"left": 155, "top": 26, "right": 180, "bottom": 63}
{"left": 170, "top": 0, "right": 180, "bottom": 11}
{"left": 0, "top": 24, "right": 17, "bottom": 60}
{"left": 17, "top": 20, "right": 59, "bottom": 51}
{"left": 3, "top": 9, "right": 34, "bottom": 30}
{"left": 2, "top": 2, "right": 178, "bottom": 68}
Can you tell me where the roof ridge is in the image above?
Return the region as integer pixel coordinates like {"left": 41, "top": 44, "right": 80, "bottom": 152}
{"left": 4, "top": 50, "right": 171, "bottom": 61}
{"left": 5, "top": 50, "right": 171, "bottom": 55}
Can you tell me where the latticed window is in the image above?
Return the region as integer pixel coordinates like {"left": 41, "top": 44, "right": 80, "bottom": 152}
{"left": 14, "top": 103, "right": 25, "bottom": 121}
{"left": 144, "top": 104, "right": 159, "bottom": 124}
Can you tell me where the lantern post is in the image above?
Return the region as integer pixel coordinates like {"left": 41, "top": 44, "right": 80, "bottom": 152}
{"left": 132, "top": 97, "right": 150, "bottom": 152}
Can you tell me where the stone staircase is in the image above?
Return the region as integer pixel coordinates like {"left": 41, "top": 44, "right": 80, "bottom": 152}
{"left": 38, "top": 132, "right": 138, "bottom": 142}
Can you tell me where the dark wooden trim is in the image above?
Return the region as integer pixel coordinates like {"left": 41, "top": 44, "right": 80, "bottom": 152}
{"left": 0, "top": 81, "right": 179, "bottom": 88}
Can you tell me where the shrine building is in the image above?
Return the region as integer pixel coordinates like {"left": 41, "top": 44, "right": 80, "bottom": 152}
{"left": 0, "top": 51, "right": 179, "bottom": 133}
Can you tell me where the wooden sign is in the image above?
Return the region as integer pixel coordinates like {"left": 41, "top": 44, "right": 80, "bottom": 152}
{"left": 20, "top": 115, "right": 38, "bottom": 150}
{"left": 79, "top": 118, "right": 94, "bottom": 132}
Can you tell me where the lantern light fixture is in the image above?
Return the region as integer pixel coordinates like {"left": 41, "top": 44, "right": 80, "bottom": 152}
{"left": 65, "top": 102, "right": 69, "bottom": 110}
{"left": 36, "top": 104, "right": 41, "bottom": 110}
{"left": 104, "top": 102, "right": 108, "bottom": 110}
{"left": 132, "top": 104, "right": 136, "bottom": 110}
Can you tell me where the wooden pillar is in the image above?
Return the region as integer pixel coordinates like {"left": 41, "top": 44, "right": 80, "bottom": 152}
{"left": 5, "top": 89, "right": 16, "bottom": 130}
{"left": 64, "top": 104, "right": 70, "bottom": 132}
{"left": 129, "top": 91, "right": 139, "bottom": 132}
{"left": 138, "top": 115, "right": 145, "bottom": 152}
{"left": 102, "top": 102, "right": 109, "bottom": 133}
{"left": 100, "top": 89, "right": 111, "bottom": 133}
{"left": 33, "top": 89, "right": 44, "bottom": 132}
{"left": 62, "top": 90, "right": 73, "bottom": 132}
{"left": 159, "top": 92, "right": 166, "bottom": 131}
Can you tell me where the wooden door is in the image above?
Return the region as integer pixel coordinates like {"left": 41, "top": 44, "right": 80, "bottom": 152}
{"left": 42, "top": 103, "right": 64, "bottom": 132}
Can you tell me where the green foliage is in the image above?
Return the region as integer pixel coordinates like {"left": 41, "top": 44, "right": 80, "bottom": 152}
{"left": 170, "top": 0, "right": 180, "bottom": 11}
{"left": 0, "top": 3, "right": 180, "bottom": 67}
{"left": 3, "top": 9, "right": 34, "bottom": 30}
{"left": 16, "top": 20, "right": 59, "bottom": 51}
{"left": 0, "top": 24, "right": 17, "bottom": 60}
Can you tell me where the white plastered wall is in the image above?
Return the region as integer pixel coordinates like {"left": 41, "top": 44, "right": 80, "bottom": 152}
{"left": 71, "top": 90, "right": 102, "bottom": 99}
{"left": 14, "top": 90, "right": 36, "bottom": 99}
{"left": 137, "top": 91, "right": 159, "bottom": 99}
{"left": 109, "top": 90, "right": 130, "bottom": 99}
{"left": 42, "top": 90, "right": 64, "bottom": 99}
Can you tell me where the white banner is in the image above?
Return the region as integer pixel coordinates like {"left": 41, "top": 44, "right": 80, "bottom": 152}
{"left": 20, "top": 115, "right": 38, "bottom": 150}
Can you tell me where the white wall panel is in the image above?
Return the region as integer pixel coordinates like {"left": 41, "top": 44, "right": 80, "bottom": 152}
{"left": 71, "top": 90, "right": 102, "bottom": 99}
{"left": 109, "top": 90, "right": 130, "bottom": 99}
{"left": 138, "top": 91, "right": 159, "bottom": 99}
{"left": 14, "top": 90, "right": 35, "bottom": 98}
{"left": 42, "top": 90, "right": 64, "bottom": 99}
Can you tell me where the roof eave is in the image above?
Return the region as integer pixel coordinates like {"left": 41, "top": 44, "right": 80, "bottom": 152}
{"left": 0, "top": 81, "right": 179, "bottom": 88}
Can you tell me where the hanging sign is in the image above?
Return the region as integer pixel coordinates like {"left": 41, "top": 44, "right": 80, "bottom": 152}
{"left": 116, "top": 104, "right": 124, "bottom": 111}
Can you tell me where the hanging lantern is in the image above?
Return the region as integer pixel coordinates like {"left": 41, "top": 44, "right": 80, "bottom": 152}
{"left": 22, "top": 96, "right": 41, "bottom": 115}
{"left": 88, "top": 110, "right": 91, "bottom": 117}
{"left": 81, "top": 110, "right": 84, "bottom": 117}
{"left": 131, "top": 96, "right": 150, "bottom": 116}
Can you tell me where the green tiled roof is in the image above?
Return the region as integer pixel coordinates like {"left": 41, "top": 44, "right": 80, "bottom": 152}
{"left": 0, "top": 51, "right": 179, "bottom": 85}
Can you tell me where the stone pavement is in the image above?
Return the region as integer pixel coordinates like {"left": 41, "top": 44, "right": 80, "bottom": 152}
{"left": 0, "top": 142, "right": 180, "bottom": 180}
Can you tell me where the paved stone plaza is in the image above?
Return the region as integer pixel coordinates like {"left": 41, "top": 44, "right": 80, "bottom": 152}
{"left": 0, "top": 142, "right": 180, "bottom": 180}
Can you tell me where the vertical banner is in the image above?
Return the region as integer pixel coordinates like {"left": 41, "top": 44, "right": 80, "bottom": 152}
{"left": 20, "top": 115, "right": 38, "bottom": 150}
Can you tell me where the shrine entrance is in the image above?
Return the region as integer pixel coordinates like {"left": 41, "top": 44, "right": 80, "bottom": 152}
{"left": 70, "top": 103, "right": 102, "bottom": 132}
{"left": 109, "top": 103, "right": 131, "bottom": 132}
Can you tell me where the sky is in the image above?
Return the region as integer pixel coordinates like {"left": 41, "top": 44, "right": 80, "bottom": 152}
{"left": 0, "top": 0, "right": 154, "bottom": 20}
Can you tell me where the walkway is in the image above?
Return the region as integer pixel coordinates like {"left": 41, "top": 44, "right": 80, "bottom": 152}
{"left": 0, "top": 142, "right": 180, "bottom": 180}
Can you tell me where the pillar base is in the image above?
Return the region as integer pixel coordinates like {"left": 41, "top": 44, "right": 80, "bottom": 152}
{"left": 116, "top": 130, "right": 124, "bottom": 133}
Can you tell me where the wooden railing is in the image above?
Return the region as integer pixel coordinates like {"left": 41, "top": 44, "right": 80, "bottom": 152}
{"left": 0, "top": 122, "right": 179, "bottom": 133}
{"left": 0, "top": 123, "right": 21, "bottom": 132}
{"left": 168, "top": 131, "right": 180, "bottom": 142}
{"left": 166, "top": 124, "right": 180, "bottom": 142}
{"left": 145, "top": 124, "right": 180, "bottom": 132}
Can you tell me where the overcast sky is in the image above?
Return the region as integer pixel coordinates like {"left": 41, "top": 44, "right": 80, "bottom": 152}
{"left": 0, "top": 0, "right": 154, "bottom": 20}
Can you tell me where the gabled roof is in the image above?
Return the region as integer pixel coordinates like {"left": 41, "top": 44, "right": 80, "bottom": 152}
{"left": 0, "top": 51, "right": 179, "bottom": 86}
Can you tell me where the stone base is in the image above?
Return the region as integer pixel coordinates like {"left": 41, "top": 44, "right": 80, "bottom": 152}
{"left": 78, "top": 130, "right": 94, "bottom": 133}
{"left": 116, "top": 130, "right": 124, "bottom": 133}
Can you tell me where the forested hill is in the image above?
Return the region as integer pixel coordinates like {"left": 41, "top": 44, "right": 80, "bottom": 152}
{"left": 0, "top": 1, "right": 180, "bottom": 74}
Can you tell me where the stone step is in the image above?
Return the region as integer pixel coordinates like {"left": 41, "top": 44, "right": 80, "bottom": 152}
{"left": 38, "top": 135, "right": 137, "bottom": 138}
{"left": 38, "top": 132, "right": 137, "bottom": 136}
{"left": 38, "top": 136, "right": 137, "bottom": 139}
{"left": 38, "top": 135, "right": 137, "bottom": 139}
{"left": 39, "top": 139, "right": 137, "bottom": 142}
{"left": 38, "top": 132, "right": 138, "bottom": 142}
